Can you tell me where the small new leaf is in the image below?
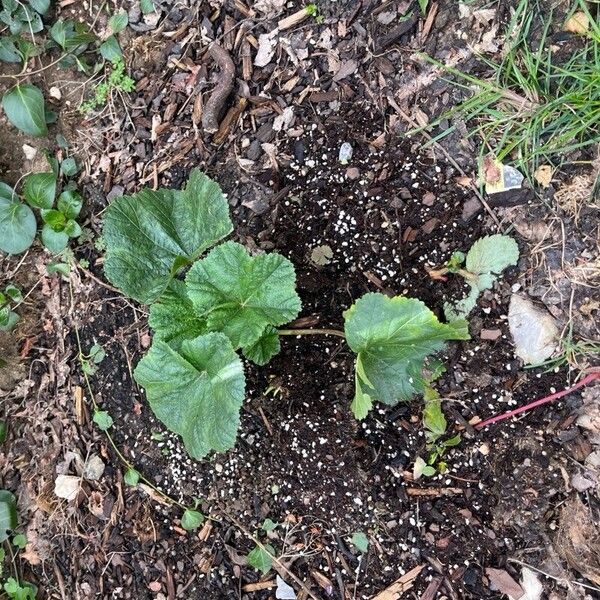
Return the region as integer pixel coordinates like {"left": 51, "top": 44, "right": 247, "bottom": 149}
{"left": 181, "top": 509, "right": 204, "bottom": 531}
{"left": 148, "top": 280, "right": 206, "bottom": 347}
{"left": 133, "top": 333, "right": 245, "bottom": 459}
{"left": 93, "top": 411, "right": 113, "bottom": 431}
{"left": 186, "top": 241, "right": 301, "bottom": 350}
{"left": 247, "top": 544, "right": 274, "bottom": 575}
{"left": 124, "top": 468, "right": 140, "bottom": 486}
{"left": 351, "top": 531, "right": 369, "bottom": 553}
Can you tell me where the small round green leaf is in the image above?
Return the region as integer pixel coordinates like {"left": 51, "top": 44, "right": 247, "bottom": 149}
{"left": 60, "top": 157, "right": 78, "bottom": 177}
{"left": 4, "top": 284, "right": 22, "bottom": 302}
{"left": 57, "top": 189, "right": 83, "bottom": 219}
{"left": 41, "top": 224, "right": 69, "bottom": 253}
{"left": 351, "top": 531, "right": 369, "bottom": 553}
{"left": 108, "top": 11, "right": 128, "bottom": 34}
{"left": 1, "top": 84, "right": 48, "bottom": 137}
{"left": 93, "top": 410, "right": 113, "bottom": 431}
{"left": 41, "top": 208, "right": 66, "bottom": 229}
{"left": 23, "top": 171, "right": 56, "bottom": 208}
{"left": 0, "top": 195, "right": 36, "bottom": 255}
{"left": 124, "top": 468, "right": 140, "bottom": 486}
{"left": 12, "top": 533, "right": 27, "bottom": 548}
{"left": 99, "top": 35, "right": 122, "bottom": 61}
{"left": 181, "top": 509, "right": 204, "bottom": 531}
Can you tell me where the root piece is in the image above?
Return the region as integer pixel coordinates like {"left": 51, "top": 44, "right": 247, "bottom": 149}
{"left": 202, "top": 43, "right": 235, "bottom": 134}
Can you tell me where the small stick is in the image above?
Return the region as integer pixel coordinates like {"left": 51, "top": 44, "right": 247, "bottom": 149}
{"left": 202, "top": 43, "right": 235, "bottom": 134}
{"left": 278, "top": 8, "right": 311, "bottom": 31}
{"left": 475, "top": 372, "right": 599, "bottom": 430}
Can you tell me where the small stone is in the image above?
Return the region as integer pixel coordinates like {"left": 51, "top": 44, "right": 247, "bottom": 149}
{"left": 480, "top": 329, "right": 502, "bottom": 340}
{"left": 49, "top": 86, "right": 62, "bottom": 100}
{"left": 508, "top": 294, "right": 558, "bottom": 364}
{"left": 422, "top": 191, "right": 436, "bottom": 206}
{"left": 83, "top": 455, "right": 105, "bottom": 481}
{"left": 462, "top": 197, "right": 481, "bottom": 221}
{"left": 22, "top": 144, "right": 37, "bottom": 160}
{"left": 346, "top": 167, "right": 360, "bottom": 180}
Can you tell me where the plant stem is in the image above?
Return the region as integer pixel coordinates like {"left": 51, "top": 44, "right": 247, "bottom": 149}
{"left": 278, "top": 328, "right": 346, "bottom": 338}
{"left": 475, "top": 372, "right": 599, "bottom": 430}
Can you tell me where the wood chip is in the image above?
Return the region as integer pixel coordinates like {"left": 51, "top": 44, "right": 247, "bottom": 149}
{"left": 480, "top": 329, "right": 502, "bottom": 340}
{"left": 372, "top": 564, "right": 425, "bottom": 599}
{"left": 485, "top": 568, "right": 524, "bottom": 599}
{"left": 278, "top": 8, "right": 310, "bottom": 30}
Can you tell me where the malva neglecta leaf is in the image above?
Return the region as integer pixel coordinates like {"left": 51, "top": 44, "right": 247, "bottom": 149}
{"left": 465, "top": 234, "right": 519, "bottom": 275}
{"left": 186, "top": 241, "right": 301, "bottom": 351}
{"left": 0, "top": 489, "right": 17, "bottom": 543}
{"left": 0, "top": 182, "right": 36, "bottom": 255}
{"left": 148, "top": 280, "right": 206, "bottom": 347}
{"left": 344, "top": 293, "right": 469, "bottom": 419}
{"left": 242, "top": 326, "right": 280, "bottom": 365}
{"left": 103, "top": 168, "right": 233, "bottom": 304}
{"left": 133, "top": 332, "right": 245, "bottom": 459}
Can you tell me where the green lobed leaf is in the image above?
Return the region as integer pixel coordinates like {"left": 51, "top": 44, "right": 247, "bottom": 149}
{"left": 23, "top": 171, "right": 55, "bottom": 208}
{"left": 0, "top": 307, "right": 19, "bottom": 331}
{"left": 242, "top": 326, "right": 280, "bottom": 365}
{"left": 93, "top": 410, "right": 113, "bottom": 431}
{"left": 247, "top": 544, "right": 274, "bottom": 574}
{"left": 181, "top": 509, "right": 205, "bottom": 530}
{"left": 148, "top": 280, "right": 206, "bottom": 347}
{"left": 133, "top": 332, "right": 245, "bottom": 459}
{"left": 1, "top": 84, "right": 47, "bottom": 137}
{"left": 465, "top": 234, "right": 519, "bottom": 275}
{"left": 0, "top": 184, "right": 36, "bottom": 254}
{"left": 124, "top": 468, "right": 140, "bottom": 486}
{"left": 3, "top": 577, "right": 37, "bottom": 600}
{"left": 103, "top": 169, "right": 233, "bottom": 304}
{"left": 186, "top": 241, "right": 301, "bottom": 351}
{"left": 60, "top": 157, "right": 78, "bottom": 176}
{"left": 0, "top": 489, "right": 17, "bottom": 543}
{"left": 344, "top": 293, "right": 470, "bottom": 418}
{"left": 351, "top": 531, "right": 369, "bottom": 553}
{"left": 423, "top": 395, "right": 447, "bottom": 440}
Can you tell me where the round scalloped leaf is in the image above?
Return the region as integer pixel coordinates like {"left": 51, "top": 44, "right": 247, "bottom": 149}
{"left": 344, "top": 293, "right": 469, "bottom": 416}
{"left": 186, "top": 241, "right": 301, "bottom": 350}
{"left": 23, "top": 172, "right": 55, "bottom": 209}
{"left": 103, "top": 169, "right": 233, "bottom": 304}
{"left": 0, "top": 489, "right": 17, "bottom": 543}
{"left": 133, "top": 332, "right": 245, "bottom": 459}
{"left": 465, "top": 234, "right": 519, "bottom": 275}
{"left": 242, "top": 326, "right": 280, "bottom": 365}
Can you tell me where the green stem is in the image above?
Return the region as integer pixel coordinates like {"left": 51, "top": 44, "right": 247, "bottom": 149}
{"left": 278, "top": 328, "right": 346, "bottom": 338}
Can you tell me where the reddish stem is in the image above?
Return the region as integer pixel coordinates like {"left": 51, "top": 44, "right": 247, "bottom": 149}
{"left": 474, "top": 372, "right": 600, "bottom": 430}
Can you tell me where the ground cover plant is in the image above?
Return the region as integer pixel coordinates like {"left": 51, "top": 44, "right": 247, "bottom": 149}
{"left": 103, "top": 169, "right": 471, "bottom": 458}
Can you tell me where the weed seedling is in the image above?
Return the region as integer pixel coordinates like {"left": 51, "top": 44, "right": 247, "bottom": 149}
{"left": 81, "top": 57, "right": 135, "bottom": 113}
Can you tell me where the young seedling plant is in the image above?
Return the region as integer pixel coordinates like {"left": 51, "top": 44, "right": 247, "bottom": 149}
{"left": 0, "top": 154, "right": 83, "bottom": 255}
{"left": 102, "top": 169, "right": 471, "bottom": 460}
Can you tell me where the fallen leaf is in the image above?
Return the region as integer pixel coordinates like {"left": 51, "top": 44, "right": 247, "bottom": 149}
{"left": 485, "top": 567, "right": 524, "bottom": 599}
{"left": 255, "top": 32, "right": 278, "bottom": 67}
{"left": 54, "top": 475, "right": 80, "bottom": 501}
{"left": 310, "top": 245, "right": 333, "bottom": 266}
{"left": 534, "top": 165, "right": 553, "bottom": 188}
{"left": 564, "top": 11, "right": 589, "bottom": 34}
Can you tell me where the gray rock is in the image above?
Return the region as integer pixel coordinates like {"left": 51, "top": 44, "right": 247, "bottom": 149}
{"left": 508, "top": 294, "right": 558, "bottom": 364}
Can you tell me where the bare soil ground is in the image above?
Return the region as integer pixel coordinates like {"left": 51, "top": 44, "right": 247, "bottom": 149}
{"left": 1, "top": 1, "right": 599, "bottom": 599}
